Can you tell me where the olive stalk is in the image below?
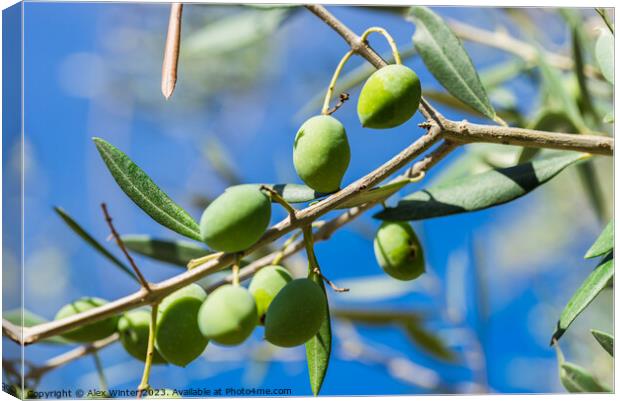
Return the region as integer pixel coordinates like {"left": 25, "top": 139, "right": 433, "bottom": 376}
{"left": 92, "top": 352, "right": 109, "bottom": 395}
{"left": 360, "top": 27, "right": 402, "bottom": 65}
{"left": 137, "top": 303, "right": 159, "bottom": 398}
{"left": 303, "top": 226, "right": 348, "bottom": 292}
{"left": 321, "top": 50, "right": 354, "bottom": 115}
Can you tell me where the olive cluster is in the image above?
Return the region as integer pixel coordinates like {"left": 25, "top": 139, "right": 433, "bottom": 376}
{"left": 53, "top": 56, "right": 426, "bottom": 368}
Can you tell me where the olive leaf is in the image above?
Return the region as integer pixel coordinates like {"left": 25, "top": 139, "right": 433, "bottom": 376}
{"left": 591, "top": 329, "right": 613, "bottom": 356}
{"left": 551, "top": 253, "right": 614, "bottom": 342}
{"left": 305, "top": 269, "right": 331, "bottom": 396}
{"left": 4, "top": 309, "right": 70, "bottom": 345}
{"left": 560, "top": 362, "right": 610, "bottom": 393}
{"left": 332, "top": 309, "right": 425, "bottom": 325}
{"left": 375, "top": 152, "right": 587, "bottom": 222}
{"left": 409, "top": 6, "right": 496, "bottom": 120}
{"left": 54, "top": 206, "right": 138, "bottom": 282}
{"left": 595, "top": 29, "right": 614, "bottom": 84}
{"left": 121, "top": 235, "right": 211, "bottom": 268}
{"left": 402, "top": 321, "right": 457, "bottom": 362}
{"left": 585, "top": 220, "right": 613, "bottom": 259}
{"left": 535, "top": 46, "right": 589, "bottom": 135}
{"left": 183, "top": 8, "right": 291, "bottom": 57}
{"left": 93, "top": 138, "right": 201, "bottom": 241}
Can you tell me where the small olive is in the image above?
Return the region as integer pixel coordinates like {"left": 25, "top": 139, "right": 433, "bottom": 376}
{"left": 155, "top": 284, "right": 208, "bottom": 366}
{"left": 248, "top": 265, "right": 293, "bottom": 324}
{"left": 373, "top": 221, "right": 425, "bottom": 281}
{"left": 117, "top": 310, "right": 166, "bottom": 364}
{"left": 200, "top": 186, "right": 271, "bottom": 253}
{"left": 55, "top": 297, "right": 119, "bottom": 343}
{"left": 198, "top": 285, "right": 258, "bottom": 346}
{"left": 293, "top": 115, "right": 350, "bottom": 193}
{"left": 357, "top": 64, "right": 422, "bottom": 129}
{"left": 264, "top": 278, "right": 326, "bottom": 347}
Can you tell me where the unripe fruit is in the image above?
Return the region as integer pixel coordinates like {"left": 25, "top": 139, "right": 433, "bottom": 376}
{"left": 264, "top": 278, "right": 326, "bottom": 347}
{"left": 357, "top": 64, "right": 422, "bottom": 129}
{"left": 373, "top": 221, "right": 425, "bottom": 281}
{"left": 155, "top": 284, "right": 208, "bottom": 366}
{"left": 55, "top": 297, "right": 119, "bottom": 343}
{"left": 117, "top": 310, "right": 166, "bottom": 364}
{"left": 200, "top": 186, "right": 272, "bottom": 253}
{"left": 198, "top": 285, "right": 258, "bottom": 346}
{"left": 248, "top": 265, "right": 293, "bottom": 324}
{"left": 293, "top": 115, "right": 350, "bottom": 193}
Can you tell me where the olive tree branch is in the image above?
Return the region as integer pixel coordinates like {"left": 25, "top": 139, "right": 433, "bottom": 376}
{"left": 16, "top": 126, "right": 442, "bottom": 346}
{"left": 442, "top": 120, "right": 613, "bottom": 156}
{"left": 25, "top": 334, "right": 119, "bottom": 381}
{"left": 305, "top": 4, "right": 613, "bottom": 156}
{"left": 446, "top": 18, "right": 603, "bottom": 80}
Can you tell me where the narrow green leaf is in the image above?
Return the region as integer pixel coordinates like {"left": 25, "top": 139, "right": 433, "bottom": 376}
{"left": 585, "top": 220, "right": 613, "bottom": 259}
{"left": 184, "top": 8, "right": 290, "bottom": 57}
{"left": 121, "top": 235, "right": 211, "bottom": 268}
{"left": 93, "top": 138, "right": 201, "bottom": 240}
{"left": 591, "top": 329, "right": 613, "bottom": 356}
{"left": 337, "top": 180, "right": 409, "bottom": 209}
{"left": 560, "top": 362, "right": 610, "bottom": 392}
{"left": 54, "top": 207, "right": 138, "bottom": 282}
{"left": 305, "top": 270, "right": 331, "bottom": 396}
{"left": 409, "top": 6, "right": 496, "bottom": 120}
{"left": 402, "top": 321, "right": 457, "bottom": 362}
{"left": 551, "top": 254, "right": 614, "bottom": 342}
{"left": 4, "top": 309, "right": 71, "bottom": 345}
{"left": 332, "top": 309, "right": 424, "bottom": 325}
{"left": 376, "top": 153, "right": 587, "bottom": 221}
{"left": 572, "top": 26, "right": 598, "bottom": 123}
{"left": 595, "top": 8, "right": 614, "bottom": 34}
{"left": 595, "top": 29, "right": 614, "bottom": 84}
{"left": 603, "top": 111, "right": 614, "bottom": 123}
{"left": 234, "top": 183, "right": 326, "bottom": 204}
{"left": 535, "top": 46, "right": 589, "bottom": 134}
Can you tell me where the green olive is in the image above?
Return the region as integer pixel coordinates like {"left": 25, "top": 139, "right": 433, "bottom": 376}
{"left": 373, "top": 221, "right": 425, "bottom": 281}
{"left": 200, "top": 186, "right": 272, "bottom": 253}
{"left": 248, "top": 265, "right": 293, "bottom": 324}
{"left": 293, "top": 115, "right": 350, "bottom": 193}
{"left": 357, "top": 64, "right": 422, "bottom": 129}
{"left": 117, "top": 310, "right": 166, "bottom": 364}
{"left": 264, "top": 278, "right": 326, "bottom": 347}
{"left": 55, "top": 297, "right": 119, "bottom": 343}
{"left": 198, "top": 285, "right": 258, "bottom": 346}
{"left": 155, "top": 284, "right": 208, "bottom": 366}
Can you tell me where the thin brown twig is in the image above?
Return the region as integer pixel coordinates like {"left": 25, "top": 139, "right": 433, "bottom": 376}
{"left": 26, "top": 334, "right": 119, "bottom": 380}
{"left": 101, "top": 203, "right": 151, "bottom": 291}
{"left": 161, "top": 3, "right": 183, "bottom": 99}
{"left": 446, "top": 18, "right": 603, "bottom": 80}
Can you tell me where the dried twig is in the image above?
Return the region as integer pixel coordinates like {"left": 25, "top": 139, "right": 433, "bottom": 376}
{"left": 161, "top": 3, "right": 183, "bottom": 99}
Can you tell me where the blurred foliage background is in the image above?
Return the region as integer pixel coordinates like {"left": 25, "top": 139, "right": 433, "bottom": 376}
{"left": 2, "top": 3, "right": 613, "bottom": 396}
